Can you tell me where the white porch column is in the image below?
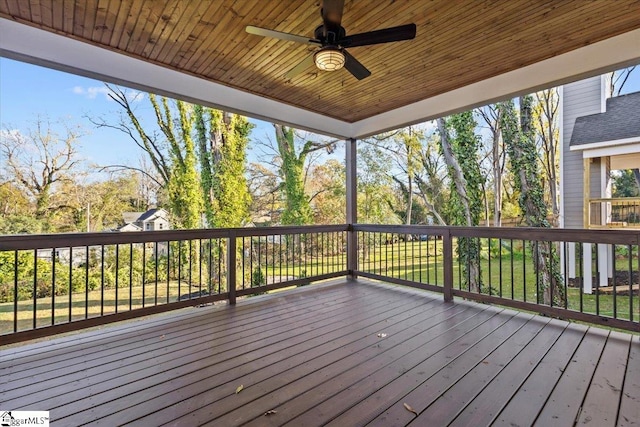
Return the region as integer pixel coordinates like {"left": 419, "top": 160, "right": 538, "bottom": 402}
{"left": 567, "top": 242, "right": 576, "bottom": 278}
{"left": 583, "top": 243, "right": 593, "bottom": 294}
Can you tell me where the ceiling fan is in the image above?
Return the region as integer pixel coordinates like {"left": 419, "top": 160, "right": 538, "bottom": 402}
{"left": 245, "top": 0, "right": 417, "bottom": 80}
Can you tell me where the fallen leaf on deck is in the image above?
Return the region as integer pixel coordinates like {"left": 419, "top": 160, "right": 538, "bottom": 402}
{"left": 264, "top": 410, "right": 277, "bottom": 416}
{"left": 482, "top": 360, "right": 489, "bottom": 364}
{"left": 404, "top": 402, "right": 418, "bottom": 416}
{"left": 235, "top": 384, "right": 244, "bottom": 394}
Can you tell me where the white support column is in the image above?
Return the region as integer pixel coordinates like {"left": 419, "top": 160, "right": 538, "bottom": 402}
{"left": 598, "top": 243, "right": 609, "bottom": 287}
{"left": 568, "top": 242, "right": 576, "bottom": 278}
{"left": 583, "top": 243, "right": 593, "bottom": 294}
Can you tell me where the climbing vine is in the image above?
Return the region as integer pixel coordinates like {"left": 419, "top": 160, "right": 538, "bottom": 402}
{"left": 499, "top": 97, "right": 565, "bottom": 305}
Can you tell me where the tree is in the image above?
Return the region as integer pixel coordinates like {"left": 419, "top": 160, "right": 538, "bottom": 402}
{"left": 437, "top": 113, "right": 483, "bottom": 293}
{"left": 612, "top": 169, "right": 640, "bottom": 197}
{"left": 247, "top": 162, "right": 281, "bottom": 224}
{"left": 478, "top": 104, "right": 506, "bottom": 226}
{"left": 0, "top": 119, "right": 84, "bottom": 230}
{"left": 499, "top": 96, "right": 565, "bottom": 306}
{"left": 273, "top": 124, "right": 336, "bottom": 225}
{"left": 413, "top": 132, "right": 448, "bottom": 225}
{"left": 94, "top": 85, "right": 251, "bottom": 230}
{"left": 608, "top": 66, "right": 636, "bottom": 96}
{"left": 533, "top": 89, "right": 560, "bottom": 225}
{"left": 357, "top": 143, "right": 400, "bottom": 224}
{"left": 91, "top": 86, "right": 201, "bottom": 228}
{"left": 195, "top": 107, "right": 253, "bottom": 228}
{"left": 307, "top": 159, "right": 346, "bottom": 224}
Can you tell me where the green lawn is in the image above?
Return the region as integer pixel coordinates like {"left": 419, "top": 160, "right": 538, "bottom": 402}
{"left": 0, "top": 281, "right": 208, "bottom": 334}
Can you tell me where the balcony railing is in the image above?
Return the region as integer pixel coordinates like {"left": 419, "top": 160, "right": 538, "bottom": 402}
{"left": 588, "top": 197, "right": 640, "bottom": 228}
{"left": 1, "top": 225, "right": 638, "bottom": 344}
{"left": 0, "top": 225, "right": 348, "bottom": 344}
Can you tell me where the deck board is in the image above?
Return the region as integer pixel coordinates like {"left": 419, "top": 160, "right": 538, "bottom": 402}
{"left": 0, "top": 278, "right": 637, "bottom": 427}
{"left": 577, "top": 331, "right": 632, "bottom": 426}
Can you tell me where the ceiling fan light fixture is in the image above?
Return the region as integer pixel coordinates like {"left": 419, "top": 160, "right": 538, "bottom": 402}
{"left": 314, "top": 48, "right": 345, "bottom": 71}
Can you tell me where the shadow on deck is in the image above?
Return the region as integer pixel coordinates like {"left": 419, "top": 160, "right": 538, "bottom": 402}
{"left": 1, "top": 279, "right": 638, "bottom": 426}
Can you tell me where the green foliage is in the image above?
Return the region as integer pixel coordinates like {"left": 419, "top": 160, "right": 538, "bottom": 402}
{"left": 499, "top": 97, "right": 549, "bottom": 227}
{"left": 357, "top": 144, "right": 401, "bottom": 224}
{"left": 443, "top": 112, "right": 484, "bottom": 226}
{"left": 196, "top": 108, "right": 253, "bottom": 228}
{"left": 612, "top": 169, "right": 640, "bottom": 197}
{"left": 251, "top": 267, "right": 266, "bottom": 287}
{"left": 0, "top": 214, "right": 44, "bottom": 234}
{"left": 499, "top": 97, "right": 565, "bottom": 306}
{"left": 0, "top": 245, "right": 185, "bottom": 303}
{"left": 275, "top": 125, "right": 313, "bottom": 225}
{"left": 441, "top": 113, "right": 484, "bottom": 290}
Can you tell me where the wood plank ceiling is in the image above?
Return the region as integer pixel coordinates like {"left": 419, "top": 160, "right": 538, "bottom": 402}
{"left": 2, "top": 0, "right": 640, "bottom": 123}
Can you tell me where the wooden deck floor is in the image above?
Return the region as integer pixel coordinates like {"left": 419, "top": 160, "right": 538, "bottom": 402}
{"left": 1, "top": 279, "right": 638, "bottom": 427}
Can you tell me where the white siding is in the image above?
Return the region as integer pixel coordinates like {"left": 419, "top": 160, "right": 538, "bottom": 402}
{"left": 561, "top": 76, "right": 604, "bottom": 228}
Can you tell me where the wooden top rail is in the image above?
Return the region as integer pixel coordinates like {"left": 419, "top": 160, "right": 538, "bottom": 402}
{"left": 589, "top": 197, "right": 640, "bottom": 203}
{"left": 0, "top": 224, "right": 349, "bottom": 251}
{"left": 353, "top": 224, "right": 640, "bottom": 246}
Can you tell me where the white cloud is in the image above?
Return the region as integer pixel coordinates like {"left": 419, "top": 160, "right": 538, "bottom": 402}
{"left": 72, "top": 85, "right": 143, "bottom": 102}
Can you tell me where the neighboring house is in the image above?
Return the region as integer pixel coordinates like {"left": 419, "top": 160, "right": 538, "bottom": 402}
{"left": 561, "top": 75, "right": 640, "bottom": 291}
{"left": 119, "top": 208, "right": 170, "bottom": 232}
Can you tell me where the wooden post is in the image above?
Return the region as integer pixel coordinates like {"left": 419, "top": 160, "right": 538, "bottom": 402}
{"left": 346, "top": 137, "right": 358, "bottom": 280}
{"left": 227, "top": 232, "right": 236, "bottom": 305}
{"left": 443, "top": 229, "right": 454, "bottom": 302}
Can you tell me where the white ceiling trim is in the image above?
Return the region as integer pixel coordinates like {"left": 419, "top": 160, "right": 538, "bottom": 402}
{"left": 2, "top": 18, "right": 640, "bottom": 140}
{"left": 571, "top": 136, "right": 640, "bottom": 152}
{"left": 579, "top": 141, "right": 640, "bottom": 159}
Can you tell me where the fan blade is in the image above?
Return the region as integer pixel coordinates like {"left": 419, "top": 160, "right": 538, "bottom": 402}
{"left": 284, "top": 52, "right": 316, "bottom": 80}
{"left": 343, "top": 50, "right": 371, "bottom": 80}
{"left": 246, "top": 26, "right": 319, "bottom": 45}
{"left": 340, "top": 23, "right": 416, "bottom": 48}
{"left": 321, "top": 0, "right": 345, "bottom": 33}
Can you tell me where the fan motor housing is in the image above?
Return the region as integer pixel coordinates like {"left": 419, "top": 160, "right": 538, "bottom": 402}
{"left": 315, "top": 25, "right": 346, "bottom": 45}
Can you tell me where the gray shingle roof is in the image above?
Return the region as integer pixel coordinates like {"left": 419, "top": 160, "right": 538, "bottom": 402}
{"left": 570, "top": 91, "right": 640, "bottom": 147}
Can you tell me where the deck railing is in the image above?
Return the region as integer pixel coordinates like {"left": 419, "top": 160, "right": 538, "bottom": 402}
{"left": 1, "top": 224, "right": 638, "bottom": 343}
{"left": 588, "top": 197, "right": 640, "bottom": 228}
{"left": 354, "top": 225, "right": 639, "bottom": 332}
{"left": 0, "top": 225, "right": 348, "bottom": 344}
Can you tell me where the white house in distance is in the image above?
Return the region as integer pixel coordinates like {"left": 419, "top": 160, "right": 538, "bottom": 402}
{"left": 561, "top": 75, "right": 640, "bottom": 292}
{"left": 118, "top": 208, "right": 170, "bottom": 232}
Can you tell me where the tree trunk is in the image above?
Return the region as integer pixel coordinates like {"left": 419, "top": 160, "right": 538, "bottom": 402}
{"left": 437, "top": 118, "right": 480, "bottom": 293}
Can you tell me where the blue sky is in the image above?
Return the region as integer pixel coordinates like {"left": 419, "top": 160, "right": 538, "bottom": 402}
{"left": 0, "top": 58, "right": 280, "bottom": 170}
{"left": 1, "top": 57, "right": 639, "bottom": 174}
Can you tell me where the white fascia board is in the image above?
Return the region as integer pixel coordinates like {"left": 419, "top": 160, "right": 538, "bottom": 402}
{"left": 570, "top": 137, "right": 640, "bottom": 152}
{"left": 578, "top": 142, "right": 640, "bottom": 159}
{"left": 0, "top": 18, "right": 353, "bottom": 139}
{"left": 350, "top": 28, "right": 640, "bottom": 139}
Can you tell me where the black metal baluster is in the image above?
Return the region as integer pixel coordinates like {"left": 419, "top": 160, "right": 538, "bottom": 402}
{"left": 85, "top": 246, "right": 89, "bottom": 318}
{"left": 52, "top": 248, "right": 56, "bottom": 325}
{"left": 33, "top": 249, "right": 37, "bottom": 329}
{"left": 13, "top": 251, "right": 18, "bottom": 333}
{"left": 69, "top": 246, "right": 73, "bottom": 321}
{"left": 115, "top": 245, "right": 119, "bottom": 313}
{"left": 129, "top": 243, "right": 133, "bottom": 310}
{"left": 101, "top": 245, "right": 105, "bottom": 316}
